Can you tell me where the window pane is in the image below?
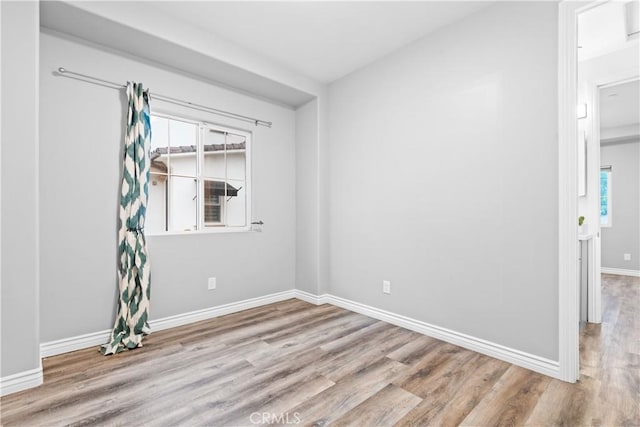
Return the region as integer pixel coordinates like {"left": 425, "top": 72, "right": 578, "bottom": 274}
{"left": 226, "top": 139, "right": 246, "bottom": 227}
{"left": 168, "top": 119, "right": 197, "bottom": 176}
{"left": 150, "top": 116, "right": 169, "bottom": 177}
{"left": 204, "top": 205, "right": 222, "bottom": 224}
{"left": 600, "top": 171, "right": 611, "bottom": 226}
{"left": 226, "top": 140, "right": 246, "bottom": 181}
{"left": 226, "top": 178, "right": 246, "bottom": 227}
{"left": 168, "top": 176, "right": 198, "bottom": 232}
{"left": 600, "top": 171, "right": 607, "bottom": 216}
{"left": 204, "top": 180, "right": 223, "bottom": 226}
{"left": 202, "top": 129, "right": 227, "bottom": 180}
{"left": 151, "top": 116, "right": 169, "bottom": 151}
{"left": 226, "top": 132, "right": 247, "bottom": 150}
{"left": 147, "top": 173, "right": 168, "bottom": 233}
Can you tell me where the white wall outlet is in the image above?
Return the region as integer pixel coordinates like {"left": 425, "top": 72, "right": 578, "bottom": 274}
{"left": 382, "top": 280, "right": 391, "bottom": 294}
{"left": 208, "top": 277, "right": 217, "bottom": 290}
{"left": 624, "top": 253, "right": 631, "bottom": 261}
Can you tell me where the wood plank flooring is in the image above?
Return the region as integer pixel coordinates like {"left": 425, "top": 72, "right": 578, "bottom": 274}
{"left": 1, "top": 273, "right": 638, "bottom": 426}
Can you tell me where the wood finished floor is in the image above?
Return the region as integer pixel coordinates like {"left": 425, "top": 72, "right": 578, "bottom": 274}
{"left": 1, "top": 274, "right": 638, "bottom": 426}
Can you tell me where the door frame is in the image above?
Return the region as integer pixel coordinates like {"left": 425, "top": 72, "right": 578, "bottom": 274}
{"left": 586, "top": 78, "right": 602, "bottom": 325}
{"left": 557, "top": 0, "right": 606, "bottom": 383}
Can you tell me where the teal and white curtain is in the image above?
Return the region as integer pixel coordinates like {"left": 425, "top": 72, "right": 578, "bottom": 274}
{"left": 102, "top": 82, "right": 152, "bottom": 355}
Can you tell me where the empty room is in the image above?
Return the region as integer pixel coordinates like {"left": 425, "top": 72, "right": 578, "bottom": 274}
{"left": 1, "top": 1, "right": 638, "bottom": 426}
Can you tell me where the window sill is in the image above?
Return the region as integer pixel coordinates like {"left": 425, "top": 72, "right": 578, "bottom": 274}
{"left": 146, "top": 227, "right": 257, "bottom": 237}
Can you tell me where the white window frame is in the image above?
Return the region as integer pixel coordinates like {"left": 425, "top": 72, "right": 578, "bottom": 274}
{"left": 148, "top": 112, "right": 252, "bottom": 235}
{"left": 600, "top": 167, "right": 612, "bottom": 228}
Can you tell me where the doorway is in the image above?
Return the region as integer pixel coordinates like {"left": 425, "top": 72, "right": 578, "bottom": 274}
{"left": 577, "top": 2, "right": 639, "bottom": 326}
{"left": 598, "top": 79, "right": 640, "bottom": 277}
{"left": 558, "top": 0, "right": 639, "bottom": 382}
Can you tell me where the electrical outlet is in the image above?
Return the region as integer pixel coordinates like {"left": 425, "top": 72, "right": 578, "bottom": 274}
{"left": 382, "top": 280, "right": 391, "bottom": 294}
{"left": 208, "top": 277, "right": 217, "bottom": 290}
{"left": 624, "top": 253, "right": 631, "bottom": 261}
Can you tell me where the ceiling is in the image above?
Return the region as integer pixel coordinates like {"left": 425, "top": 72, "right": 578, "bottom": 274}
{"left": 40, "top": 1, "right": 318, "bottom": 107}
{"left": 578, "top": 1, "right": 639, "bottom": 61}
{"left": 600, "top": 79, "right": 640, "bottom": 129}
{"left": 150, "top": 1, "right": 493, "bottom": 84}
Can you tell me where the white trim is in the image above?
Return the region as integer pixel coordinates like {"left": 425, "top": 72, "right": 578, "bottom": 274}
{"left": 40, "top": 329, "right": 111, "bottom": 358}
{"left": 588, "top": 82, "right": 603, "bottom": 324}
{"left": 558, "top": 0, "right": 582, "bottom": 383}
{"left": 34, "top": 0, "right": 42, "bottom": 380}
{"left": 40, "top": 288, "right": 564, "bottom": 383}
{"left": 585, "top": 237, "right": 600, "bottom": 324}
{"left": 147, "top": 227, "right": 256, "bottom": 237}
{"left": 0, "top": 365, "right": 43, "bottom": 397}
{"left": 558, "top": 0, "right": 624, "bottom": 381}
{"left": 150, "top": 290, "right": 292, "bottom": 332}
{"left": 323, "top": 294, "right": 560, "bottom": 379}
{"left": 601, "top": 267, "right": 640, "bottom": 277}
{"left": 41, "top": 290, "right": 296, "bottom": 358}
{"left": 293, "top": 289, "right": 329, "bottom": 305}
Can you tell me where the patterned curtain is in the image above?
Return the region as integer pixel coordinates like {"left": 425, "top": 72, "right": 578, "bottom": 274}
{"left": 102, "top": 82, "right": 152, "bottom": 355}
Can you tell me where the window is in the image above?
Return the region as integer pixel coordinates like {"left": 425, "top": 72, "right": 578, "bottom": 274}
{"left": 600, "top": 167, "right": 612, "bottom": 227}
{"left": 204, "top": 189, "right": 222, "bottom": 224}
{"left": 146, "top": 114, "right": 250, "bottom": 234}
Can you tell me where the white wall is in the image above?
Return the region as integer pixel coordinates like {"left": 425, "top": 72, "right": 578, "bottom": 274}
{"left": 295, "top": 98, "right": 319, "bottom": 294}
{"left": 328, "top": 2, "right": 559, "bottom": 360}
{"left": 318, "top": 93, "right": 331, "bottom": 295}
{"left": 39, "top": 31, "right": 296, "bottom": 342}
{"left": 600, "top": 141, "right": 640, "bottom": 271}
{"left": 1, "top": 1, "right": 41, "bottom": 378}
{"left": 294, "top": 94, "right": 331, "bottom": 297}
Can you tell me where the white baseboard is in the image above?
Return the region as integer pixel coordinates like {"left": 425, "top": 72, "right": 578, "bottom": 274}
{"left": 321, "top": 294, "right": 561, "bottom": 380}
{"left": 602, "top": 267, "right": 640, "bottom": 277}
{"left": 150, "top": 289, "right": 295, "bottom": 332}
{"left": 39, "top": 287, "right": 561, "bottom": 385}
{"left": 40, "top": 329, "right": 111, "bottom": 358}
{"left": 293, "top": 289, "right": 329, "bottom": 305}
{"left": 40, "top": 289, "right": 296, "bottom": 358}
{"left": 0, "top": 365, "right": 43, "bottom": 397}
